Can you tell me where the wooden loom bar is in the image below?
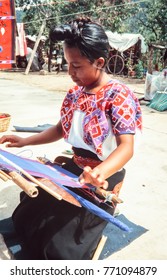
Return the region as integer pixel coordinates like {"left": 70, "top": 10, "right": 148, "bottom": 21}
{"left": 0, "top": 169, "right": 11, "bottom": 181}
{"left": 0, "top": 154, "right": 62, "bottom": 201}
{"left": 8, "top": 171, "right": 39, "bottom": 198}
{"left": 0, "top": 169, "right": 38, "bottom": 198}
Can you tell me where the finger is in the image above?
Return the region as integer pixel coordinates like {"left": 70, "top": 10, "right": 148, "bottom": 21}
{"left": 101, "top": 180, "right": 108, "bottom": 190}
{"left": 0, "top": 137, "right": 7, "bottom": 144}
{"left": 92, "top": 176, "right": 108, "bottom": 189}
{"left": 95, "top": 176, "right": 105, "bottom": 185}
{"left": 6, "top": 143, "right": 16, "bottom": 148}
{"left": 83, "top": 166, "right": 92, "bottom": 173}
{"left": 79, "top": 166, "right": 92, "bottom": 184}
{"left": 79, "top": 174, "right": 85, "bottom": 184}
{"left": 90, "top": 168, "right": 106, "bottom": 185}
{"left": 90, "top": 167, "right": 100, "bottom": 179}
{"left": 0, "top": 137, "right": 13, "bottom": 144}
{"left": 79, "top": 166, "right": 91, "bottom": 184}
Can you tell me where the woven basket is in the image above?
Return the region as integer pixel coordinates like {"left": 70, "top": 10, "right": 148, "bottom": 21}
{"left": 0, "top": 113, "right": 11, "bottom": 132}
{"left": 148, "top": 88, "right": 167, "bottom": 112}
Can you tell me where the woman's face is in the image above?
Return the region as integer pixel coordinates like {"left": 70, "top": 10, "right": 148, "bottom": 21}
{"left": 64, "top": 45, "right": 101, "bottom": 89}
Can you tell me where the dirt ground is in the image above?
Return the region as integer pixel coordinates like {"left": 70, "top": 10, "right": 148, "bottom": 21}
{"left": 1, "top": 69, "right": 146, "bottom": 95}
{"left": 1, "top": 69, "right": 167, "bottom": 261}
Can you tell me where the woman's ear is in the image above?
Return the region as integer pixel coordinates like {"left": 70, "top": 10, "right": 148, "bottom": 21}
{"left": 95, "top": 57, "right": 105, "bottom": 69}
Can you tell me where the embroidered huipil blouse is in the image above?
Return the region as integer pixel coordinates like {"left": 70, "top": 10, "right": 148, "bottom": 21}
{"left": 60, "top": 80, "right": 142, "bottom": 161}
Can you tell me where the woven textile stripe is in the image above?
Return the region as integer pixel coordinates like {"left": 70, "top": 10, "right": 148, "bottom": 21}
{"left": 0, "top": 149, "right": 131, "bottom": 231}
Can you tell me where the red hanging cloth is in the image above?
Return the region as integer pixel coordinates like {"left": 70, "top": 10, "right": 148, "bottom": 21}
{"left": 0, "top": 0, "right": 16, "bottom": 69}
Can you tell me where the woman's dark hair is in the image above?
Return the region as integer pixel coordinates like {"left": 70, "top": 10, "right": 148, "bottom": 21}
{"left": 49, "top": 17, "right": 110, "bottom": 65}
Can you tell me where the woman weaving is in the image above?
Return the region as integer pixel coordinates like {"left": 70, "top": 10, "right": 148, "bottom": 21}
{"left": 0, "top": 17, "right": 142, "bottom": 260}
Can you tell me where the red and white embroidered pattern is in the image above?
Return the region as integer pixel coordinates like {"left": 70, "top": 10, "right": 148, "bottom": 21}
{"left": 61, "top": 80, "right": 142, "bottom": 158}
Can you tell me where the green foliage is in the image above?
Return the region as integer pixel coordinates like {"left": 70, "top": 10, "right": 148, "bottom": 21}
{"left": 15, "top": 0, "right": 60, "bottom": 35}
{"left": 15, "top": 0, "right": 167, "bottom": 45}
{"left": 134, "top": 60, "right": 144, "bottom": 79}
{"left": 15, "top": 1, "right": 141, "bottom": 36}
{"left": 135, "top": 0, "right": 167, "bottom": 44}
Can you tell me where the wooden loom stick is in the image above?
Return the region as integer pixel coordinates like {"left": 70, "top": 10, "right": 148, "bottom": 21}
{"left": 95, "top": 188, "right": 123, "bottom": 204}
{"left": 0, "top": 168, "right": 38, "bottom": 198}
{"left": 36, "top": 157, "right": 81, "bottom": 207}
{"left": 0, "top": 170, "right": 10, "bottom": 181}
{"left": 92, "top": 235, "right": 107, "bottom": 260}
{"left": 38, "top": 178, "right": 81, "bottom": 207}
{"left": 8, "top": 171, "right": 39, "bottom": 198}
{"left": 38, "top": 156, "right": 123, "bottom": 204}
{"left": 0, "top": 154, "right": 62, "bottom": 201}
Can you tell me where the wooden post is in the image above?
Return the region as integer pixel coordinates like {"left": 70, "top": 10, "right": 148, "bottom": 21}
{"left": 25, "top": 20, "right": 46, "bottom": 75}
{"left": 147, "top": 45, "right": 154, "bottom": 74}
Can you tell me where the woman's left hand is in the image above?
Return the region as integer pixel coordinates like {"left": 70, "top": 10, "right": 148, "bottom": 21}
{"left": 79, "top": 166, "right": 108, "bottom": 189}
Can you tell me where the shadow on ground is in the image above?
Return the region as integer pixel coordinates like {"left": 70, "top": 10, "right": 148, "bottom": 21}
{"left": 100, "top": 214, "right": 148, "bottom": 259}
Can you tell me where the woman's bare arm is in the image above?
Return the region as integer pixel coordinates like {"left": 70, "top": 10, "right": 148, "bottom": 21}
{"left": 0, "top": 120, "right": 63, "bottom": 148}
{"left": 79, "top": 134, "right": 134, "bottom": 189}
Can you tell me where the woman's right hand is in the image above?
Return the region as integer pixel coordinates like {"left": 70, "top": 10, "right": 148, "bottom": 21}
{"left": 0, "top": 135, "right": 26, "bottom": 148}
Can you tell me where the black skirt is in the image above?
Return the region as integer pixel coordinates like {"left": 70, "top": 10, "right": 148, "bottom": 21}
{"left": 12, "top": 159, "right": 125, "bottom": 260}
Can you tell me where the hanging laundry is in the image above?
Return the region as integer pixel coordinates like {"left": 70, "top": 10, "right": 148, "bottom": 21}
{"left": 16, "top": 23, "right": 28, "bottom": 57}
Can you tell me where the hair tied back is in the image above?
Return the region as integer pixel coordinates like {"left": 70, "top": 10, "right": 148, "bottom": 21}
{"left": 49, "top": 24, "right": 73, "bottom": 43}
